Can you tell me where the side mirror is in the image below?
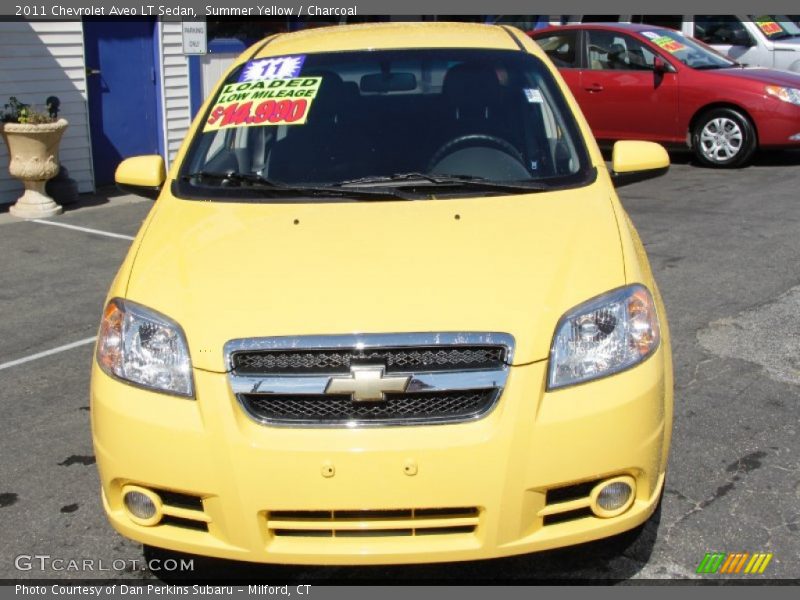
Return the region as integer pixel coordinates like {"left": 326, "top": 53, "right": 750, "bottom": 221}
{"left": 653, "top": 56, "right": 672, "bottom": 74}
{"left": 611, "top": 141, "right": 669, "bottom": 187}
{"left": 115, "top": 155, "right": 166, "bottom": 200}
{"left": 731, "top": 29, "right": 755, "bottom": 48}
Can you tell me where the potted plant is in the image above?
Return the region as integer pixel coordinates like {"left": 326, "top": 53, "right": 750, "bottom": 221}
{"left": 1, "top": 96, "right": 69, "bottom": 218}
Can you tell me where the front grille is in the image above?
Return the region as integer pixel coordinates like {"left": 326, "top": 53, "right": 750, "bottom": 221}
{"left": 158, "top": 489, "right": 204, "bottom": 512}
{"left": 542, "top": 507, "right": 594, "bottom": 526}
{"left": 268, "top": 507, "right": 480, "bottom": 538}
{"left": 135, "top": 487, "right": 210, "bottom": 532}
{"left": 226, "top": 333, "right": 514, "bottom": 427}
{"left": 240, "top": 389, "right": 496, "bottom": 425}
{"left": 160, "top": 515, "right": 209, "bottom": 532}
{"left": 232, "top": 345, "right": 507, "bottom": 375}
{"left": 546, "top": 480, "right": 601, "bottom": 505}
{"left": 539, "top": 478, "right": 604, "bottom": 526}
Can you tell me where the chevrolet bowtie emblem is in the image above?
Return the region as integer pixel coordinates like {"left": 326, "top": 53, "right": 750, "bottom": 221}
{"left": 325, "top": 365, "right": 410, "bottom": 402}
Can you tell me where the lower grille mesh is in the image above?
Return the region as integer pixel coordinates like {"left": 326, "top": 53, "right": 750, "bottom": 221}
{"left": 240, "top": 389, "right": 496, "bottom": 425}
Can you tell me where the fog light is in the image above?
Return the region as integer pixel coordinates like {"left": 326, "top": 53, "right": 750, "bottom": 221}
{"left": 589, "top": 476, "right": 636, "bottom": 518}
{"left": 124, "top": 491, "right": 155, "bottom": 518}
{"left": 121, "top": 486, "right": 162, "bottom": 526}
{"left": 597, "top": 482, "right": 631, "bottom": 510}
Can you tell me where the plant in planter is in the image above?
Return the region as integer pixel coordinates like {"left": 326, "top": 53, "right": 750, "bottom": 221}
{"left": 1, "top": 96, "right": 69, "bottom": 218}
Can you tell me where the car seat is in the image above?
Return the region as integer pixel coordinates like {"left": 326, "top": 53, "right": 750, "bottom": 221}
{"left": 267, "top": 72, "right": 369, "bottom": 183}
{"left": 607, "top": 43, "right": 630, "bottom": 69}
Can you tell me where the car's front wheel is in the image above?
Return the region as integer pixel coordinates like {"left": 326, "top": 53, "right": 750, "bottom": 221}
{"left": 692, "top": 108, "right": 757, "bottom": 168}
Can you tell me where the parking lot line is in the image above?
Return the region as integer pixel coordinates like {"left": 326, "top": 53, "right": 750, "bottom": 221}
{"left": 0, "top": 336, "right": 97, "bottom": 371}
{"left": 32, "top": 219, "right": 135, "bottom": 241}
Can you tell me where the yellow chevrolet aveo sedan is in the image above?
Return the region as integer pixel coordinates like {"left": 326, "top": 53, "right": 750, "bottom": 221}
{"left": 93, "top": 22, "right": 673, "bottom": 565}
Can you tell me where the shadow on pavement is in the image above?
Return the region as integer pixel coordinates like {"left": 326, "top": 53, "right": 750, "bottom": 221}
{"left": 61, "top": 185, "right": 129, "bottom": 212}
{"left": 0, "top": 185, "right": 127, "bottom": 214}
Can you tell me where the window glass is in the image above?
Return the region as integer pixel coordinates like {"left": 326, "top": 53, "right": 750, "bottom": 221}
{"left": 639, "top": 28, "right": 737, "bottom": 69}
{"left": 535, "top": 31, "right": 579, "bottom": 68}
{"left": 490, "top": 15, "right": 545, "bottom": 30}
{"left": 632, "top": 15, "right": 683, "bottom": 31}
{"left": 694, "top": 16, "right": 751, "bottom": 45}
{"left": 586, "top": 31, "right": 658, "bottom": 71}
{"left": 747, "top": 15, "right": 800, "bottom": 40}
{"left": 177, "top": 48, "right": 595, "bottom": 201}
{"left": 580, "top": 15, "right": 621, "bottom": 23}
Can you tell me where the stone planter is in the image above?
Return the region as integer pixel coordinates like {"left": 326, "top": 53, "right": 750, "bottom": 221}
{"left": 1, "top": 118, "right": 68, "bottom": 219}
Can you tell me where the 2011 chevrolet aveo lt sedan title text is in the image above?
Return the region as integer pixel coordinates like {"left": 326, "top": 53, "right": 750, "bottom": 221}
{"left": 92, "top": 22, "right": 674, "bottom": 565}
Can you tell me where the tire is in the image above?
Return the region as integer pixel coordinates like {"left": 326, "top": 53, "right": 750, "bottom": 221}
{"left": 691, "top": 107, "right": 757, "bottom": 168}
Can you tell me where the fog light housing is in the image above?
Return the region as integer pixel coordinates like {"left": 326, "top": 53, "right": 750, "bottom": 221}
{"left": 122, "top": 485, "right": 162, "bottom": 526}
{"left": 590, "top": 476, "right": 635, "bottom": 518}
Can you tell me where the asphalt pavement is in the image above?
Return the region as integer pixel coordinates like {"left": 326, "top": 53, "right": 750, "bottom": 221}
{"left": 1, "top": 152, "right": 799, "bottom": 582}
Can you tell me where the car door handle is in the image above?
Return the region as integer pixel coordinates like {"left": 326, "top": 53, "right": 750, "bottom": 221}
{"left": 583, "top": 83, "right": 604, "bottom": 92}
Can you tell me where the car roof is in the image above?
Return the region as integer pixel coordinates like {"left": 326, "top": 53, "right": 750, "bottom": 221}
{"left": 246, "top": 22, "right": 540, "bottom": 61}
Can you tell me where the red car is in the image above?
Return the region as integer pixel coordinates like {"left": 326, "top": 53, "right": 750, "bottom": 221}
{"left": 530, "top": 23, "right": 800, "bottom": 167}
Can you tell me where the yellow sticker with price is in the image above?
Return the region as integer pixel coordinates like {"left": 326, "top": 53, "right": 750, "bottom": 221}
{"left": 203, "top": 77, "right": 323, "bottom": 132}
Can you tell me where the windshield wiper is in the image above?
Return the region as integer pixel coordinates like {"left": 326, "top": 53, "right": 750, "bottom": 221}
{"left": 335, "top": 172, "right": 552, "bottom": 193}
{"left": 183, "top": 170, "right": 414, "bottom": 200}
{"left": 337, "top": 172, "right": 452, "bottom": 186}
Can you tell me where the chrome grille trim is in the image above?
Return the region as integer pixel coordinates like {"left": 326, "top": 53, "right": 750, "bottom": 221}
{"left": 229, "top": 369, "right": 508, "bottom": 396}
{"left": 225, "top": 332, "right": 515, "bottom": 371}
{"left": 224, "top": 333, "right": 515, "bottom": 428}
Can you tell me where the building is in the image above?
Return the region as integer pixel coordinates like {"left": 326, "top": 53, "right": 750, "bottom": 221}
{"left": 0, "top": 19, "right": 192, "bottom": 205}
{"left": 1, "top": 16, "right": 505, "bottom": 207}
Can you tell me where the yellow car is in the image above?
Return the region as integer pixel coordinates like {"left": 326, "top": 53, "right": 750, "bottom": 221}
{"left": 93, "top": 22, "right": 673, "bottom": 565}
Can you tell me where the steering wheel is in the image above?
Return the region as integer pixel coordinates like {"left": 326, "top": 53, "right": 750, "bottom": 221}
{"left": 427, "top": 134, "right": 526, "bottom": 173}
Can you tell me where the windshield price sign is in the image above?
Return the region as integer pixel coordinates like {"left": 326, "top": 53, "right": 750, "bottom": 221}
{"left": 650, "top": 35, "right": 686, "bottom": 53}
{"left": 204, "top": 77, "right": 322, "bottom": 132}
{"left": 755, "top": 17, "right": 784, "bottom": 36}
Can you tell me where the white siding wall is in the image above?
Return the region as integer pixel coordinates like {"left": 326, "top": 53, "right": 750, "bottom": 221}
{"left": 0, "top": 21, "right": 93, "bottom": 205}
{"left": 200, "top": 53, "right": 239, "bottom": 101}
{"left": 158, "top": 22, "right": 191, "bottom": 166}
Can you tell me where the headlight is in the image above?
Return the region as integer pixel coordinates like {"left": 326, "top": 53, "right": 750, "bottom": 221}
{"left": 765, "top": 85, "right": 800, "bottom": 106}
{"left": 548, "top": 284, "right": 660, "bottom": 390}
{"left": 96, "top": 298, "right": 194, "bottom": 397}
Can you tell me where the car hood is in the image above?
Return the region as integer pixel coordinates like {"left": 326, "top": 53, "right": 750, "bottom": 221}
{"left": 708, "top": 66, "right": 800, "bottom": 86}
{"left": 127, "top": 182, "right": 625, "bottom": 372}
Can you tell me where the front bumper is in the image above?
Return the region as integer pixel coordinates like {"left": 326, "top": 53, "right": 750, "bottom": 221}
{"left": 91, "top": 349, "right": 671, "bottom": 565}
{"left": 756, "top": 100, "right": 800, "bottom": 147}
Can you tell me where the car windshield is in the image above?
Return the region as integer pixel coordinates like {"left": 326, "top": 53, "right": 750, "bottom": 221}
{"left": 639, "top": 29, "right": 738, "bottom": 69}
{"left": 748, "top": 15, "right": 800, "bottom": 40}
{"left": 177, "top": 48, "right": 594, "bottom": 201}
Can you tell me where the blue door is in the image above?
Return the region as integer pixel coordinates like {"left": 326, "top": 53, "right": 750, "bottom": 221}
{"left": 83, "top": 19, "right": 160, "bottom": 186}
